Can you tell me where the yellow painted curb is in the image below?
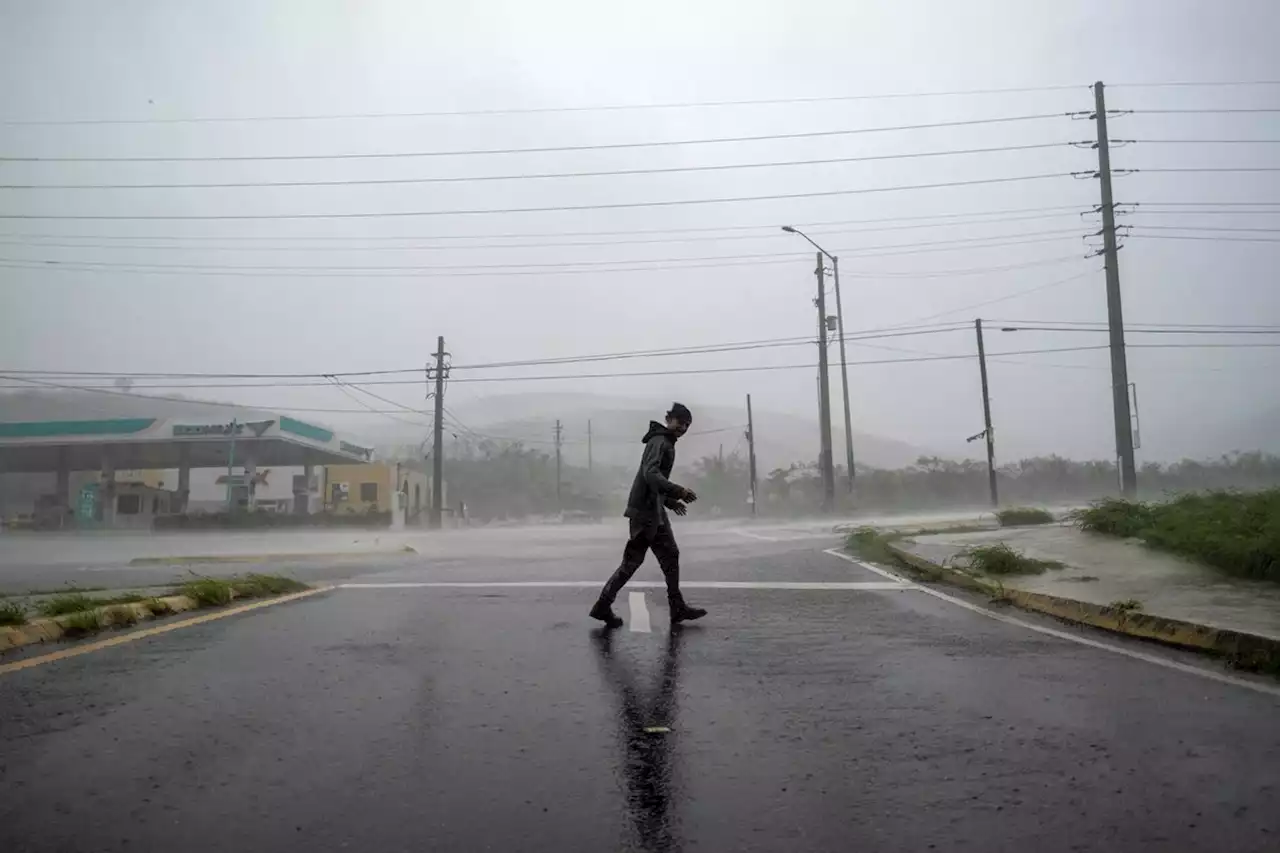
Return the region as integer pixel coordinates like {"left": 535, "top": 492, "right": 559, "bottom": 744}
{"left": 884, "top": 542, "right": 1280, "bottom": 671}
{"left": 128, "top": 546, "right": 416, "bottom": 566}
{"left": 0, "top": 587, "right": 331, "bottom": 676}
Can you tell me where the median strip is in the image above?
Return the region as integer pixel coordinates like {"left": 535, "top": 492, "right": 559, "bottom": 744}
{"left": 0, "top": 586, "right": 330, "bottom": 676}
{"left": 0, "top": 574, "right": 314, "bottom": 656}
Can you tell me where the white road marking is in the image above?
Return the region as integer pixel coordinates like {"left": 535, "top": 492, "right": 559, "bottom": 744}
{"left": 629, "top": 591, "right": 652, "bottom": 633}
{"left": 730, "top": 529, "right": 779, "bottom": 541}
{"left": 338, "top": 580, "right": 911, "bottom": 590}
{"left": 822, "top": 548, "right": 1280, "bottom": 699}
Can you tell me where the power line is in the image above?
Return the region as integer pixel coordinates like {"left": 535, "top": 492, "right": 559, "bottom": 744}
{"left": 1111, "top": 80, "right": 1280, "bottom": 89}
{"left": 0, "top": 143, "right": 1079, "bottom": 190}
{"left": 0, "top": 228, "right": 1087, "bottom": 263}
{"left": 0, "top": 220, "right": 1084, "bottom": 253}
{"left": 1132, "top": 167, "right": 1280, "bottom": 174}
{"left": 0, "top": 325, "right": 976, "bottom": 389}
{"left": 0, "top": 92, "right": 1089, "bottom": 125}
{"left": 326, "top": 379, "right": 432, "bottom": 428}
{"left": 0, "top": 205, "right": 1088, "bottom": 243}
{"left": 0, "top": 173, "right": 1075, "bottom": 220}
{"left": 1132, "top": 225, "right": 1280, "bottom": 234}
{"left": 985, "top": 325, "right": 1280, "bottom": 335}
{"left": 0, "top": 113, "right": 1072, "bottom": 163}
{"left": 897, "top": 267, "right": 1101, "bottom": 324}
{"left": 1132, "top": 138, "right": 1280, "bottom": 144}
{"left": 1129, "top": 234, "right": 1280, "bottom": 244}
{"left": 1130, "top": 108, "right": 1280, "bottom": 115}
{"left": 0, "top": 250, "right": 1088, "bottom": 280}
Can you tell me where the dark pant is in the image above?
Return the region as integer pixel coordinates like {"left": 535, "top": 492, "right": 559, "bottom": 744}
{"left": 597, "top": 518, "right": 683, "bottom": 605}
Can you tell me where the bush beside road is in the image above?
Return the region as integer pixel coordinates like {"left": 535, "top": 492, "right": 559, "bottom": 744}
{"left": 1074, "top": 490, "right": 1280, "bottom": 583}
{"left": 0, "top": 574, "right": 311, "bottom": 652}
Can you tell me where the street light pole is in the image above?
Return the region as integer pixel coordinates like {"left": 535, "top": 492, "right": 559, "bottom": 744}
{"left": 784, "top": 226, "right": 854, "bottom": 499}
{"left": 830, "top": 255, "right": 855, "bottom": 492}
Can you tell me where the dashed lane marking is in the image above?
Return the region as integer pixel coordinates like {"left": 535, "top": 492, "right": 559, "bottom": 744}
{"left": 629, "top": 591, "right": 652, "bottom": 633}
{"left": 337, "top": 581, "right": 912, "bottom": 590}
{"left": 822, "top": 548, "right": 1280, "bottom": 699}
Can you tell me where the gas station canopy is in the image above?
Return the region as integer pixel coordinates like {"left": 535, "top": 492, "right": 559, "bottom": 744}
{"left": 0, "top": 409, "right": 375, "bottom": 473}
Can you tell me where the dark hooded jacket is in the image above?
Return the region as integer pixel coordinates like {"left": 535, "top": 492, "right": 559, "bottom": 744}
{"left": 624, "top": 421, "right": 687, "bottom": 524}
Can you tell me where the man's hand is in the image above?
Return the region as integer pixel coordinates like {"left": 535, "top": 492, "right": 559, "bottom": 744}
{"left": 681, "top": 488, "right": 699, "bottom": 503}
{"left": 670, "top": 502, "right": 688, "bottom": 517}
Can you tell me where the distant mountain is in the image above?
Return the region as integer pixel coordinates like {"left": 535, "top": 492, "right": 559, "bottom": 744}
{"left": 437, "top": 392, "right": 934, "bottom": 471}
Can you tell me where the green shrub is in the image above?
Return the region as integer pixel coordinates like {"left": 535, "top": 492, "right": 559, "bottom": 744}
{"left": 36, "top": 593, "right": 99, "bottom": 617}
{"left": 180, "top": 577, "right": 234, "bottom": 607}
{"left": 996, "top": 507, "right": 1055, "bottom": 526}
{"left": 1110, "top": 598, "right": 1143, "bottom": 612}
{"left": 845, "top": 527, "right": 896, "bottom": 563}
{"left": 105, "top": 604, "right": 138, "bottom": 628}
{"left": 0, "top": 600, "right": 27, "bottom": 626}
{"left": 231, "top": 574, "right": 308, "bottom": 598}
{"left": 1076, "top": 490, "right": 1280, "bottom": 582}
{"left": 964, "top": 543, "right": 1064, "bottom": 576}
{"left": 1073, "top": 498, "right": 1154, "bottom": 538}
{"left": 142, "top": 597, "right": 173, "bottom": 616}
{"left": 61, "top": 608, "right": 102, "bottom": 637}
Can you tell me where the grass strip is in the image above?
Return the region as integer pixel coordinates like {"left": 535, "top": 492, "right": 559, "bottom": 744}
{"left": 995, "top": 507, "right": 1055, "bottom": 526}
{"left": 963, "top": 543, "right": 1064, "bottom": 575}
{"left": 1074, "top": 490, "right": 1280, "bottom": 583}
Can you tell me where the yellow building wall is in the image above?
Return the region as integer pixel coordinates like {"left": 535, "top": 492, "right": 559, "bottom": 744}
{"left": 323, "top": 464, "right": 393, "bottom": 512}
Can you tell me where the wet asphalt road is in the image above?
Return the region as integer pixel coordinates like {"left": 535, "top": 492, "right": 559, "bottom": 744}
{"left": 2, "top": 522, "right": 1278, "bottom": 852}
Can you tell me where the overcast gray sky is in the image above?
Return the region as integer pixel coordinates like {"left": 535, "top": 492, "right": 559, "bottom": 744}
{"left": 1, "top": 0, "right": 1278, "bottom": 463}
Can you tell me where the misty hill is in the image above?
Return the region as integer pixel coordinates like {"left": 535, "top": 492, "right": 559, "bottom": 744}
{"left": 432, "top": 393, "right": 933, "bottom": 471}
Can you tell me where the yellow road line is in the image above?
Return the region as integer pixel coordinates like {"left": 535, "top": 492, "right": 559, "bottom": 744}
{"left": 0, "top": 586, "right": 332, "bottom": 677}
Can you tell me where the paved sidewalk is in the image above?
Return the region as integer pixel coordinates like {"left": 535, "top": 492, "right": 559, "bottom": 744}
{"left": 898, "top": 523, "right": 1280, "bottom": 643}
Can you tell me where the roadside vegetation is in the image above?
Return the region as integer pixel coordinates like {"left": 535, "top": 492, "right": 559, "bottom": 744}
{"left": 1110, "top": 598, "right": 1144, "bottom": 613}
{"left": 963, "top": 544, "right": 1064, "bottom": 575}
{"left": 0, "top": 600, "right": 27, "bottom": 627}
{"left": 844, "top": 523, "right": 993, "bottom": 565}
{"left": 995, "top": 507, "right": 1055, "bottom": 527}
{"left": 0, "top": 574, "right": 309, "bottom": 651}
{"left": 1074, "top": 489, "right": 1280, "bottom": 583}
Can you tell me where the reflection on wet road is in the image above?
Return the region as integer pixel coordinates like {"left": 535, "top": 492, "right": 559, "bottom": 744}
{"left": 594, "top": 625, "right": 691, "bottom": 852}
{"left": 1, "top": 522, "right": 1278, "bottom": 852}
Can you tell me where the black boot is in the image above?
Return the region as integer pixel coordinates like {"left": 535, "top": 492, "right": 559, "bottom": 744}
{"left": 590, "top": 597, "right": 624, "bottom": 629}
{"left": 669, "top": 592, "right": 706, "bottom": 623}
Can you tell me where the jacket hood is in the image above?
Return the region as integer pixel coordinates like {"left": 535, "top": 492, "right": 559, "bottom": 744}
{"left": 642, "top": 420, "right": 677, "bottom": 444}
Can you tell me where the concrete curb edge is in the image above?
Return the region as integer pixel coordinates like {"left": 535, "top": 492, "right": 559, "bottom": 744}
{"left": 884, "top": 542, "right": 1280, "bottom": 671}
{"left": 1, "top": 587, "right": 323, "bottom": 654}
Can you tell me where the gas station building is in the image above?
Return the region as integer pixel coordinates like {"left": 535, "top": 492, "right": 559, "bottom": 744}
{"left": 0, "top": 407, "right": 377, "bottom": 528}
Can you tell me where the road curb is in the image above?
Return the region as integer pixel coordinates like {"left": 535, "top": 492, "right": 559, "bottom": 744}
{"left": 1, "top": 586, "right": 326, "bottom": 655}
{"left": 128, "top": 546, "right": 417, "bottom": 566}
{"left": 884, "top": 542, "right": 1280, "bottom": 672}
{"left": 0, "top": 587, "right": 331, "bottom": 675}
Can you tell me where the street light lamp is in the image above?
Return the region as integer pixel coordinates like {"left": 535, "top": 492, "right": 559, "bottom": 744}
{"left": 781, "top": 225, "right": 856, "bottom": 497}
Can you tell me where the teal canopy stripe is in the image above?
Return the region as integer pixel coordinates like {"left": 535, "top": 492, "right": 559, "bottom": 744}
{"left": 0, "top": 418, "right": 157, "bottom": 438}
{"left": 279, "top": 416, "right": 334, "bottom": 443}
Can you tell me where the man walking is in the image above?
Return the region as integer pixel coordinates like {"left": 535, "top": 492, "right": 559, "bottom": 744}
{"left": 590, "top": 403, "right": 708, "bottom": 628}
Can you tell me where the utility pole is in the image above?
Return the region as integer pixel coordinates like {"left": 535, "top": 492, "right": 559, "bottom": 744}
{"left": 831, "top": 255, "right": 855, "bottom": 493}
{"left": 974, "top": 320, "right": 999, "bottom": 508}
{"left": 814, "top": 252, "right": 835, "bottom": 513}
{"left": 554, "top": 420, "right": 563, "bottom": 512}
{"left": 587, "top": 419, "right": 593, "bottom": 473}
{"left": 225, "top": 419, "right": 238, "bottom": 514}
{"left": 430, "top": 336, "right": 446, "bottom": 529}
{"left": 1093, "top": 80, "right": 1138, "bottom": 497}
{"left": 745, "top": 394, "right": 758, "bottom": 518}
